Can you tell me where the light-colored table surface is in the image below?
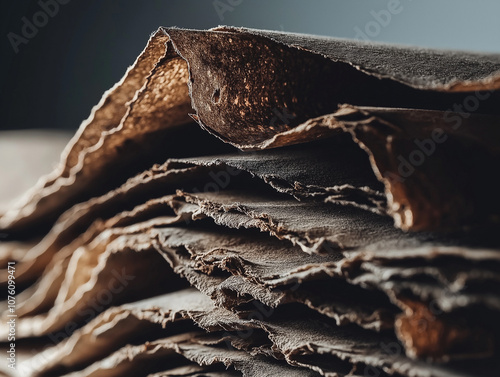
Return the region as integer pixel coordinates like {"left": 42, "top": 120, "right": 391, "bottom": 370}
{"left": 0, "top": 130, "right": 72, "bottom": 212}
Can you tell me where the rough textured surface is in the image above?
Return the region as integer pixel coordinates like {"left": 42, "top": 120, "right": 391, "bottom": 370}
{"left": 1, "top": 27, "right": 500, "bottom": 377}
{"left": 24, "top": 288, "right": 500, "bottom": 377}
{"left": 1, "top": 28, "right": 500, "bottom": 235}
{"left": 228, "top": 27, "right": 500, "bottom": 91}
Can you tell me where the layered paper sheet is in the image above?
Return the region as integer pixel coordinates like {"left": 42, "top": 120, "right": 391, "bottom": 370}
{"left": 1, "top": 27, "right": 500, "bottom": 377}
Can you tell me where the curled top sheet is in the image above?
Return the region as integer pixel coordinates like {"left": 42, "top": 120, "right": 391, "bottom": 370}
{"left": 1, "top": 27, "right": 500, "bottom": 235}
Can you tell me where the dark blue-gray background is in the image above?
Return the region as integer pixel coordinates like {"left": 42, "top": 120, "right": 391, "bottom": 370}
{"left": 1, "top": 0, "right": 500, "bottom": 131}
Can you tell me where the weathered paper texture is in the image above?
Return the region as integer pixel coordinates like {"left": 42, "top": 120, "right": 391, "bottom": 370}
{"left": 1, "top": 27, "right": 500, "bottom": 377}
{"left": 27, "top": 289, "right": 499, "bottom": 377}
{"left": 1, "top": 28, "right": 500, "bottom": 234}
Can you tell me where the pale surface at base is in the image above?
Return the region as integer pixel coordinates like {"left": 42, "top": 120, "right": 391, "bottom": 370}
{"left": 0, "top": 131, "right": 72, "bottom": 212}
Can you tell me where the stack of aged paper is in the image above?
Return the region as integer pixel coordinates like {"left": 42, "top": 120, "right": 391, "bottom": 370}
{"left": 1, "top": 27, "right": 500, "bottom": 377}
